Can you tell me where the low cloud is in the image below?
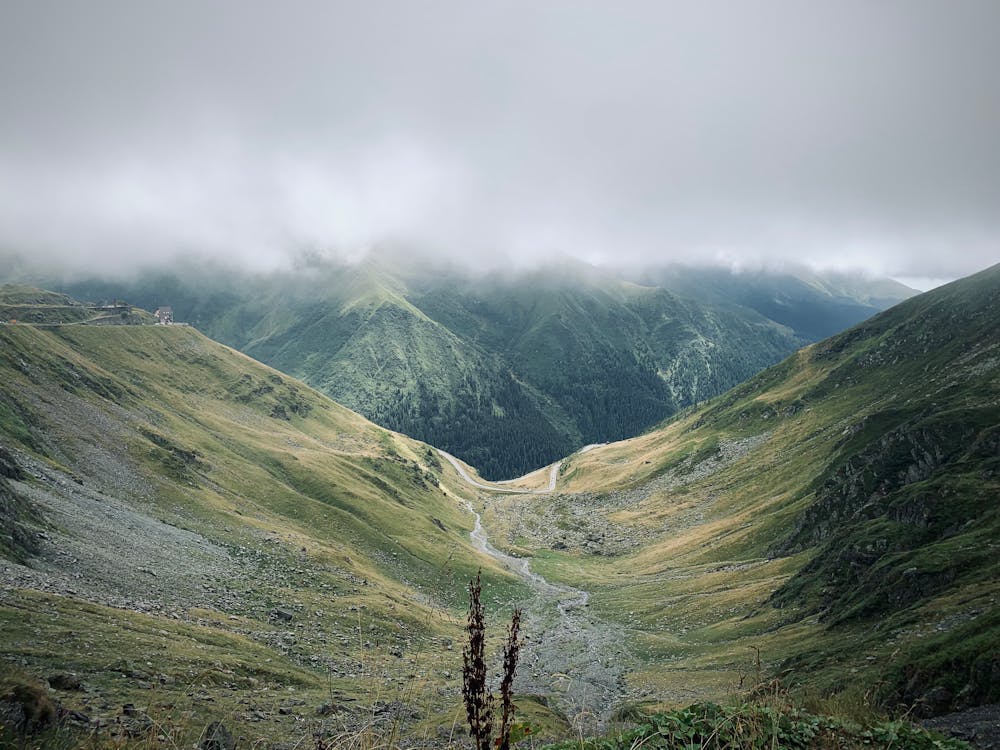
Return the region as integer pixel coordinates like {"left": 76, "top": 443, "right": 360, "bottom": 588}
{"left": 1, "top": 1, "right": 997, "bottom": 279}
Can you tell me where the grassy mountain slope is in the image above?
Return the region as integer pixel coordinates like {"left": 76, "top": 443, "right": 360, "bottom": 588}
{"left": 52, "top": 259, "right": 911, "bottom": 479}
{"left": 0, "top": 284, "right": 154, "bottom": 326}
{"left": 483, "top": 263, "right": 999, "bottom": 716}
{"left": 408, "top": 269, "right": 799, "bottom": 442}
{"left": 0, "top": 315, "right": 540, "bottom": 745}
{"left": 249, "top": 283, "right": 573, "bottom": 479}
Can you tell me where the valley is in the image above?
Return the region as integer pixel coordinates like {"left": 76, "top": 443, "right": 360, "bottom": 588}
{"left": 0, "top": 264, "right": 997, "bottom": 748}
{"left": 3, "top": 2, "right": 997, "bottom": 746}
{"left": 443, "top": 449, "right": 633, "bottom": 730}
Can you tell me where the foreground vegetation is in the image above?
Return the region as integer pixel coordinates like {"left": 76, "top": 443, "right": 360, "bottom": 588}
{"left": 2, "top": 643, "right": 971, "bottom": 750}
{"left": 542, "top": 702, "right": 969, "bottom": 750}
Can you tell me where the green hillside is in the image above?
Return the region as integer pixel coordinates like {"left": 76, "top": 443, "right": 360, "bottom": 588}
{"left": 0, "top": 317, "right": 538, "bottom": 746}
{"left": 482, "top": 263, "right": 999, "bottom": 721}
{"left": 53, "top": 258, "right": 912, "bottom": 479}
{"left": 0, "top": 284, "right": 154, "bottom": 326}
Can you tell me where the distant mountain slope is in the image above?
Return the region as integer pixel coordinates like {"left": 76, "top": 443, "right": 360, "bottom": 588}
{"left": 499, "top": 262, "right": 998, "bottom": 715}
{"left": 53, "top": 258, "right": 913, "bottom": 478}
{"left": 635, "top": 265, "right": 918, "bottom": 340}
{"left": 407, "top": 268, "right": 799, "bottom": 442}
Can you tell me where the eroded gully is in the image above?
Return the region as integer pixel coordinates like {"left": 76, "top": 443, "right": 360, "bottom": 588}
{"left": 438, "top": 449, "right": 632, "bottom": 730}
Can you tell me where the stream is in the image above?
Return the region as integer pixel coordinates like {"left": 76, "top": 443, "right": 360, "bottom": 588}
{"left": 441, "top": 450, "right": 632, "bottom": 730}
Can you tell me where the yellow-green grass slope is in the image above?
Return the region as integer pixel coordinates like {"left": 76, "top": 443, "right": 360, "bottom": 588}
{"left": 0, "top": 318, "right": 533, "bottom": 746}
{"left": 485, "top": 263, "right": 1000, "bottom": 716}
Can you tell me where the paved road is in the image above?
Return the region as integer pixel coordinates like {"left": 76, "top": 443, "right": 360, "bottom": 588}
{"left": 437, "top": 449, "right": 562, "bottom": 495}
{"left": 438, "top": 442, "right": 607, "bottom": 495}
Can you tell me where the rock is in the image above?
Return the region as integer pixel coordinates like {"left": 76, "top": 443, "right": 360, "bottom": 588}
{"left": 918, "top": 686, "right": 954, "bottom": 717}
{"left": 118, "top": 704, "right": 153, "bottom": 736}
{"left": 921, "top": 703, "right": 1000, "bottom": 749}
{"left": 0, "top": 683, "right": 58, "bottom": 734}
{"left": 0, "top": 700, "right": 27, "bottom": 734}
{"left": 0, "top": 446, "right": 26, "bottom": 480}
{"left": 48, "top": 672, "right": 84, "bottom": 691}
{"left": 63, "top": 709, "right": 91, "bottom": 725}
{"left": 270, "top": 608, "right": 294, "bottom": 622}
{"left": 199, "top": 720, "right": 236, "bottom": 750}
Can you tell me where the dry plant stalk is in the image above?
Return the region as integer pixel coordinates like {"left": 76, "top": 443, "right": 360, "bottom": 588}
{"left": 462, "top": 571, "right": 494, "bottom": 750}
{"left": 496, "top": 608, "right": 522, "bottom": 750}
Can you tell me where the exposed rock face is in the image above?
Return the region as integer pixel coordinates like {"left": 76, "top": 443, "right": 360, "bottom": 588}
{"left": 774, "top": 413, "right": 978, "bottom": 556}
{"left": 770, "top": 412, "right": 997, "bottom": 607}
{"left": 0, "top": 445, "right": 27, "bottom": 480}
{"left": 921, "top": 702, "right": 1000, "bottom": 750}
{"left": 899, "top": 652, "right": 1000, "bottom": 721}
{"left": 766, "top": 398, "right": 999, "bottom": 717}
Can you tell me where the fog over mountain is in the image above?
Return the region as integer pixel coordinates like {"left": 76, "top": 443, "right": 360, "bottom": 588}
{"left": 1, "top": 1, "right": 998, "bottom": 280}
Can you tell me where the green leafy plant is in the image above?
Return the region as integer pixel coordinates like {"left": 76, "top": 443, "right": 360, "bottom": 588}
{"left": 538, "top": 701, "right": 971, "bottom": 750}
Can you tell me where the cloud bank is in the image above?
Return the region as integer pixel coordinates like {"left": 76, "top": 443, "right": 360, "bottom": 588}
{"left": 1, "top": 1, "right": 998, "bottom": 279}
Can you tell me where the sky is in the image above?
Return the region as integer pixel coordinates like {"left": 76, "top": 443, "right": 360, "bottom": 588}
{"left": 1, "top": 1, "right": 998, "bottom": 284}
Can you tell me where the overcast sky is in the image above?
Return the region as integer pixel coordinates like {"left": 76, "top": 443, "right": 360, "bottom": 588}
{"left": 1, "top": 1, "right": 998, "bottom": 283}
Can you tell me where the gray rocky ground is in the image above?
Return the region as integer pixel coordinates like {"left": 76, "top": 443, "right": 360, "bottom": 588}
{"left": 922, "top": 704, "right": 1000, "bottom": 749}
{"left": 462, "top": 498, "right": 634, "bottom": 731}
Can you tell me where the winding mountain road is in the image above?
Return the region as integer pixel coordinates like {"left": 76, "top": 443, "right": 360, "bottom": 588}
{"left": 437, "top": 450, "right": 561, "bottom": 494}
{"left": 438, "top": 443, "right": 606, "bottom": 495}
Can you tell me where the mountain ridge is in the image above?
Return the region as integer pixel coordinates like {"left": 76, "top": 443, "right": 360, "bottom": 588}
{"left": 45, "top": 259, "right": 915, "bottom": 478}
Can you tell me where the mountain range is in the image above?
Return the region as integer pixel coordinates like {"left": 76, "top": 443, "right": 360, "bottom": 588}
{"left": 52, "top": 256, "right": 915, "bottom": 478}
